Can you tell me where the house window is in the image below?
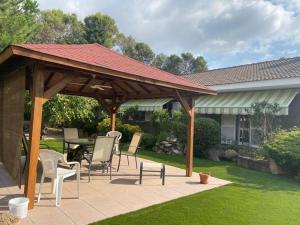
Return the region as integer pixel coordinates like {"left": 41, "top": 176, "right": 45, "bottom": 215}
{"left": 237, "top": 115, "right": 263, "bottom": 147}
{"left": 238, "top": 116, "right": 250, "bottom": 145}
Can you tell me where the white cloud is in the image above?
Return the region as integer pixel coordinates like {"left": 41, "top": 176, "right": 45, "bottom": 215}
{"left": 37, "top": 0, "right": 300, "bottom": 68}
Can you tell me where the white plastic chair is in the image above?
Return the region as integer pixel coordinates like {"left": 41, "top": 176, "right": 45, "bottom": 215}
{"left": 106, "top": 131, "right": 122, "bottom": 152}
{"left": 37, "top": 149, "right": 80, "bottom": 207}
{"left": 63, "top": 128, "right": 79, "bottom": 153}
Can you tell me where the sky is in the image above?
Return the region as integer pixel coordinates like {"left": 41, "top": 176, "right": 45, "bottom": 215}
{"left": 37, "top": 0, "right": 300, "bottom": 69}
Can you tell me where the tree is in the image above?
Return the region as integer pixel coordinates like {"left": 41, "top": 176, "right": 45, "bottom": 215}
{"left": 134, "top": 42, "right": 155, "bottom": 64}
{"left": 152, "top": 53, "right": 168, "bottom": 68}
{"left": 116, "top": 34, "right": 155, "bottom": 64}
{"left": 181, "top": 52, "right": 207, "bottom": 74}
{"left": 247, "top": 101, "right": 281, "bottom": 144}
{"left": 153, "top": 52, "right": 208, "bottom": 75}
{"left": 0, "top": 0, "right": 39, "bottom": 51}
{"left": 32, "top": 9, "right": 86, "bottom": 44}
{"left": 84, "top": 12, "right": 118, "bottom": 48}
{"left": 162, "top": 54, "right": 183, "bottom": 75}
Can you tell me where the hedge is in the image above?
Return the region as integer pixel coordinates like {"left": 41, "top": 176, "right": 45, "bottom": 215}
{"left": 263, "top": 128, "right": 300, "bottom": 175}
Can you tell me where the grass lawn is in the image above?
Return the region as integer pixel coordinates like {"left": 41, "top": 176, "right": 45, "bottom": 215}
{"left": 42, "top": 139, "right": 300, "bottom": 225}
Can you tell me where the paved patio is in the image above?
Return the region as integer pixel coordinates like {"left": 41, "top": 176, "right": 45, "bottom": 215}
{"left": 0, "top": 156, "right": 230, "bottom": 225}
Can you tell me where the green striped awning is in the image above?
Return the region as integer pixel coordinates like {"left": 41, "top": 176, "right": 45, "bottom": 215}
{"left": 195, "top": 89, "right": 298, "bottom": 115}
{"left": 120, "top": 98, "right": 172, "bottom": 112}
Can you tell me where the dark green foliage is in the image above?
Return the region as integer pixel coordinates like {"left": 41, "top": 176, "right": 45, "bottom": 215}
{"left": 194, "top": 117, "right": 221, "bottom": 157}
{"left": 24, "top": 93, "right": 105, "bottom": 132}
{"left": 0, "top": 0, "right": 39, "bottom": 51}
{"left": 116, "top": 34, "right": 155, "bottom": 64}
{"left": 140, "top": 133, "right": 157, "bottom": 149}
{"left": 151, "top": 109, "right": 171, "bottom": 134}
{"left": 263, "top": 128, "right": 300, "bottom": 175}
{"left": 32, "top": 9, "right": 86, "bottom": 44}
{"left": 97, "top": 118, "right": 141, "bottom": 143}
{"left": 155, "top": 52, "right": 208, "bottom": 75}
{"left": 84, "top": 12, "right": 118, "bottom": 48}
{"left": 97, "top": 118, "right": 122, "bottom": 135}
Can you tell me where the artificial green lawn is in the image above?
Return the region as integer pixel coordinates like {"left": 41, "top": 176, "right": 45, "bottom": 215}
{"left": 41, "top": 140, "right": 300, "bottom": 225}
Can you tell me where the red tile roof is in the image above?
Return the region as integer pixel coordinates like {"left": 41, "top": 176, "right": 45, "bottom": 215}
{"left": 13, "top": 43, "right": 213, "bottom": 94}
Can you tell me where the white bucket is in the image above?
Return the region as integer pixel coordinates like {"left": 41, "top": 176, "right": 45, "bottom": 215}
{"left": 8, "top": 197, "right": 29, "bottom": 219}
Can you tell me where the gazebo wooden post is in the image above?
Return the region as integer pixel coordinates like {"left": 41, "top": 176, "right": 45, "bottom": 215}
{"left": 97, "top": 97, "right": 122, "bottom": 132}
{"left": 176, "top": 91, "right": 195, "bottom": 177}
{"left": 25, "top": 65, "right": 44, "bottom": 209}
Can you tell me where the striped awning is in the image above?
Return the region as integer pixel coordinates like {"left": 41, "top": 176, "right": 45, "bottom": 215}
{"left": 195, "top": 89, "right": 298, "bottom": 115}
{"left": 120, "top": 98, "right": 172, "bottom": 112}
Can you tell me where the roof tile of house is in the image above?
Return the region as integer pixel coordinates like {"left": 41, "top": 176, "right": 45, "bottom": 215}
{"left": 16, "top": 43, "right": 210, "bottom": 91}
{"left": 183, "top": 57, "right": 300, "bottom": 86}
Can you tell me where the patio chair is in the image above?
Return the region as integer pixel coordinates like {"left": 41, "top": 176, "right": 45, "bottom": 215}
{"left": 106, "top": 131, "right": 122, "bottom": 152}
{"left": 87, "top": 136, "right": 116, "bottom": 181}
{"left": 116, "top": 132, "right": 143, "bottom": 172}
{"left": 22, "top": 133, "right": 49, "bottom": 174}
{"left": 37, "top": 149, "right": 80, "bottom": 207}
{"left": 63, "top": 128, "right": 79, "bottom": 154}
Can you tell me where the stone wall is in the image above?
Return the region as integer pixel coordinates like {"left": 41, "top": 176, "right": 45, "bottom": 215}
{"left": 237, "top": 156, "right": 270, "bottom": 173}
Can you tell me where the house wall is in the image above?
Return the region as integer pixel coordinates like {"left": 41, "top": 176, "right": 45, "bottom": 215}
{"left": 280, "top": 93, "right": 300, "bottom": 128}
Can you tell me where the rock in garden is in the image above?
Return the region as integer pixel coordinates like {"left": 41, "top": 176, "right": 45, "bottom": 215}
{"left": 223, "top": 149, "right": 238, "bottom": 160}
{"left": 207, "top": 149, "right": 220, "bottom": 162}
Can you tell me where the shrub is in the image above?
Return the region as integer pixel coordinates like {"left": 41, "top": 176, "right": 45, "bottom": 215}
{"left": 140, "top": 133, "right": 157, "bottom": 149}
{"left": 156, "top": 131, "right": 169, "bottom": 143}
{"left": 118, "top": 123, "right": 142, "bottom": 143}
{"left": 263, "top": 128, "right": 300, "bottom": 175}
{"left": 97, "top": 118, "right": 141, "bottom": 142}
{"left": 194, "top": 118, "right": 221, "bottom": 157}
{"left": 151, "top": 109, "right": 171, "bottom": 133}
{"left": 97, "top": 117, "right": 122, "bottom": 135}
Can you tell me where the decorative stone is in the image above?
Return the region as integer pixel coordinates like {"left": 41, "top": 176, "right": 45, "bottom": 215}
{"left": 153, "top": 136, "right": 183, "bottom": 155}
{"left": 223, "top": 149, "right": 238, "bottom": 160}
{"left": 269, "top": 158, "right": 285, "bottom": 175}
{"left": 207, "top": 149, "right": 220, "bottom": 162}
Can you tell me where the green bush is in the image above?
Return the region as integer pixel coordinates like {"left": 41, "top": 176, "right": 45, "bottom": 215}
{"left": 263, "top": 128, "right": 300, "bottom": 175}
{"left": 118, "top": 123, "right": 142, "bottom": 143}
{"left": 156, "top": 131, "right": 169, "bottom": 143}
{"left": 140, "top": 133, "right": 157, "bottom": 149}
{"left": 97, "top": 118, "right": 122, "bottom": 135}
{"left": 194, "top": 117, "right": 221, "bottom": 157}
{"left": 97, "top": 118, "right": 141, "bottom": 143}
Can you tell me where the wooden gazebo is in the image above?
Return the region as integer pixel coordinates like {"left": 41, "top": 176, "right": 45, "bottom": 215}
{"left": 0, "top": 43, "right": 216, "bottom": 209}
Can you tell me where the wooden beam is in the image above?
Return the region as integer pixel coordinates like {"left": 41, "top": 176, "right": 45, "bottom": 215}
{"left": 79, "top": 77, "right": 93, "bottom": 92}
{"left": 123, "top": 81, "right": 140, "bottom": 95}
{"left": 25, "top": 65, "right": 44, "bottom": 209}
{"left": 43, "top": 75, "right": 74, "bottom": 104}
{"left": 175, "top": 90, "right": 191, "bottom": 116}
{"left": 138, "top": 83, "right": 151, "bottom": 94}
{"left": 175, "top": 90, "right": 195, "bottom": 177}
{"left": 186, "top": 97, "right": 195, "bottom": 177}
{"left": 44, "top": 72, "right": 55, "bottom": 88}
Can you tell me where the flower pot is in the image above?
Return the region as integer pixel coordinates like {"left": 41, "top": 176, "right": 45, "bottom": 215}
{"left": 199, "top": 172, "right": 210, "bottom": 184}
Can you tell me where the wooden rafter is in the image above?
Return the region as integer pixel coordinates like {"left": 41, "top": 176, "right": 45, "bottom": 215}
{"left": 123, "top": 81, "right": 140, "bottom": 95}
{"left": 44, "top": 72, "right": 55, "bottom": 88}
{"left": 43, "top": 74, "right": 74, "bottom": 104}
{"left": 79, "top": 77, "right": 93, "bottom": 92}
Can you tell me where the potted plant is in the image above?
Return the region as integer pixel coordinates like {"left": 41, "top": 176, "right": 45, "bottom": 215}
{"left": 199, "top": 172, "right": 210, "bottom": 184}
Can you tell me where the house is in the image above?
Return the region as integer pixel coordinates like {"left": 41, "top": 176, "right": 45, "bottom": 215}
{"left": 121, "top": 57, "right": 300, "bottom": 146}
